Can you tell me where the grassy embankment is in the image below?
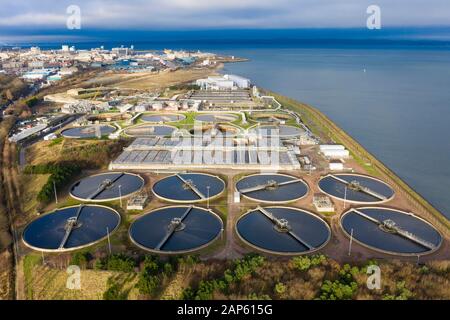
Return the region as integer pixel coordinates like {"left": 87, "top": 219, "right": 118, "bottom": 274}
{"left": 268, "top": 91, "right": 450, "bottom": 233}
{"left": 90, "top": 66, "right": 220, "bottom": 91}
{"left": 23, "top": 253, "right": 139, "bottom": 300}
{"left": 22, "top": 137, "right": 130, "bottom": 214}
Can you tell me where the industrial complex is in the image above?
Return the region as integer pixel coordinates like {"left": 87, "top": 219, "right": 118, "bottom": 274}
{"left": 17, "top": 66, "right": 447, "bottom": 260}
{"left": 1, "top": 44, "right": 449, "bottom": 301}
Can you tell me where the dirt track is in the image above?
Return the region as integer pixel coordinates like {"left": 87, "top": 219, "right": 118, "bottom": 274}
{"left": 1, "top": 140, "right": 23, "bottom": 299}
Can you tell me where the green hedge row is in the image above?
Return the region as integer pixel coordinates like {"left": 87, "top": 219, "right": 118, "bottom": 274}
{"left": 24, "top": 162, "right": 81, "bottom": 203}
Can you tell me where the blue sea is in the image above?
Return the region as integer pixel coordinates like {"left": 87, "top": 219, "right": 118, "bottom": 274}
{"left": 220, "top": 47, "right": 450, "bottom": 220}
{"left": 6, "top": 30, "right": 450, "bottom": 219}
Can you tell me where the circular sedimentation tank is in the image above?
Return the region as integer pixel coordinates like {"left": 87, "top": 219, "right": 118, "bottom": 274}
{"left": 61, "top": 125, "right": 116, "bottom": 138}
{"left": 340, "top": 207, "right": 442, "bottom": 256}
{"left": 141, "top": 113, "right": 186, "bottom": 123}
{"left": 153, "top": 173, "right": 225, "bottom": 203}
{"left": 236, "top": 173, "right": 308, "bottom": 203}
{"left": 195, "top": 113, "right": 238, "bottom": 123}
{"left": 236, "top": 206, "right": 330, "bottom": 255}
{"left": 252, "top": 113, "right": 293, "bottom": 123}
{"left": 22, "top": 205, "right": 121, "bottom": 252}
{"left": 189, "top": 124, "right": 240, "bottom": 137}
{"left": 129, "top": 206, "right": 223, "bottom": 254}
{"left": 248, "top": 124, "right": 303, "bottom": 138}
{"left": 318, "top": 173, "right": 394, "bottom": 204}
{"left": 70, "top": 172, "right": 144, "bottom": 202}
{"left": 124, "top": 124, "right": 177, "bottom": 137}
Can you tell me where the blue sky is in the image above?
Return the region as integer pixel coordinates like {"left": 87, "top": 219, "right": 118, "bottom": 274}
{"left": 1, "top": 0, "right": 450, "bottom": 42}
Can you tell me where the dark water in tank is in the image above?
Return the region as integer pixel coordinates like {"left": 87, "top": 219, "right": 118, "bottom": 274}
{"left": 237, "top": 207, "right": 330, "bottom": 253}
{"left": 236, "top": 174, "right": 308, "bottom": 202}
{"left": 249, "top": 125, "right": 303, "bottom": 137}
{"left": 253, "top": 114, "right": 293, "bottom": 123}
{"left": 195, "top": 114, "right": 238, "bottom": 123}
{"left": 70, "top": 172, "right": 143, "bottom": 200}
{"left": 341, "top": 208, "right": 442, "bottom": 254}
{"left": 189, "top": 125, "right": 239, "bottom": 137}
{"left": 125, "top": 125, "right": 176, "bottom": 136}
{"left": 23, "top": 206, "right": 120, "bottom": 250}
{"left": 141, "top": 114, "right": 185, "bottom": 122}
{"left": 61, "top": 125, "right": 116, "bottom": 138}
{"left": 319, "top": 174, "right": 394, "bottom": 203}
{"left": 130, "top": 206, "right": 223, "bottom": 252}
{"left": 153, "top": 173, "right": 225, "bottom": 201}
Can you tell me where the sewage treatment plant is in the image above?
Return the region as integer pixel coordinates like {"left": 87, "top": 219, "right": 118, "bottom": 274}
{"left": 236, "top": 173, "right": 308, "bottom": 203}
{"left": 318, "top": 173, "right": 395, "bottom": 204}
{"left": 129, "top": 206, "right": 223, "bottom": 254}
{"left": 195, "top": 113, "right": 239, "bottom": 123}
{"left": 141, "top": 113, "right": 186, "bottom": 123}
{"left": 18, "top": 83, "right": 448, "bottom": 265}
{"left": 22, "top": 205, "right": 121, "bottom": 252}
{"left": 340, "top": 207, "right": 442, "bottom": 256}
{"left": 70, "top": 172, "right": 145, "bottom": 202}
{"left": 124, "top": 124, "right": 177, "bottom": 137}
{"left": 61, "top": 124, "right": 116, "bottom": 138}
{"left": 3, "top": 31, "right": 450, "bottom": 303}
{"left": 236, "top": 206, "right": 330, "bottom": 255}
{"left": 152, "top": 173, "right": 225, "bottom": 203}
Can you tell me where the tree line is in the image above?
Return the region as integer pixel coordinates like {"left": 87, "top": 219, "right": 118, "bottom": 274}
{"left": 24, "top": 162, "right": 81, "bottom": 204}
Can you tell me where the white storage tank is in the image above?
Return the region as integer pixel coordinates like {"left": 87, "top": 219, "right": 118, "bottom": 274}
{"left": 329, "top": 160, "right": 344, "bottom": 171}
{"left": 320, "top": 144, "right": 345, "bottom": 151}
{"left": 44, "top": 133, "right": 57, "bottom": 141}
{"left": 323, "top": 149, "right": 350, "bottom": 159}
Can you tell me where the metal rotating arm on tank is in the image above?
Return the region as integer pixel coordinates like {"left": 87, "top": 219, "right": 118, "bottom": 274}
{"left": 175, "top": 174, "right": 206, "bottom": 199}
{"left": 58, "top": 205, "right": 84, "bottom": 250}
{"left": 328, "top": 174, "right": 387, "bottom": 201}
{"left": 269, "top": 115, "right": 281, "bottom": 123}
{"left": 87, "top": 172, "right": 125, "bottom": 200}
{"left": 239, "top": 178, "right": 303, "bottom": 194}
{"left": 257, "top": 207, "right": 315, "bottom": 250}
{"left": 350, "top": 209, "right": 436, "bottom": 250}
{"left": 215, "top": 115, "right": 233, "bottom": 122}
{"left": 155, "top": 206, "right": 193, "bottom": 251}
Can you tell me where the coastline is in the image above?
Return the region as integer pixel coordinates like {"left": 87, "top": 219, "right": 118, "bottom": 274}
{"left": 7, "top": 52, "right": 450, "bottom": 301}
{"left": 265, "top": 90, "right": 450, "bottom": 235}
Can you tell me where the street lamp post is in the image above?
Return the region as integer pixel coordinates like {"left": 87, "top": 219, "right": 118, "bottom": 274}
{"left": 206, "top": 186, "right": 210, "bottom": 209}
{"left": 118, "top": 185, "right": 122, "bottom": 207}
{"left": 343, "top": 186, "right": 347, "bottom": 209}
{"left": 53, "top": 180, "right": 58, "bottom": 204}
{"left": 348, "top": 228, "right": 354, "bottom": 256}
{"left": 106, "top": 227, "right": 112, "bottom": 255}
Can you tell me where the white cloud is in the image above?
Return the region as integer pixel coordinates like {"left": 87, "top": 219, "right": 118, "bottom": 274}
{"left": 0, "top": 0, "right": 449, "bottom": 29}
{"left": 0, "top": 13, "right": 66, "bottom": 26}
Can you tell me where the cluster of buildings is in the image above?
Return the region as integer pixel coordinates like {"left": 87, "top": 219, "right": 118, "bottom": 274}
{"left": 0, "top": 45, "right": 219, "bottom": 86}
{"left": 119, "top": 99, "right": 201, "bottom": 113}
{"left": 8, "top": 114, "right": 75, "bottom": 143}
{"left": 318, "top": 144, "right": 350, "bottom": 171}
{"left": 0, "top": 46, "right": 79, "bottom": 86}
{"left": 3, "top": 44, "right": 347, "bottom": 175}
{"left": 45, "top": 86, "right": 204, "bottom": 114}
{"left": 163, "top": 49, "right": 215, "bottom": 64}
{"left": 61, "top": 100, "right": 110, "bottom": 114}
